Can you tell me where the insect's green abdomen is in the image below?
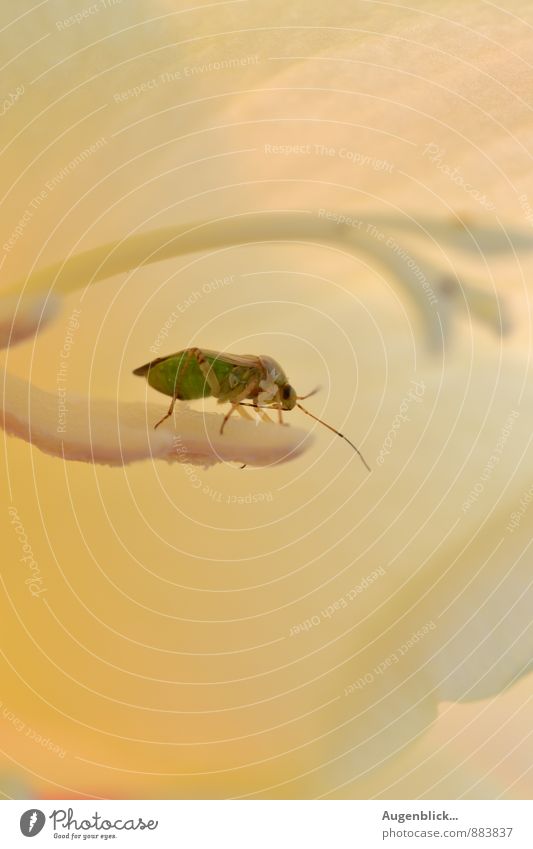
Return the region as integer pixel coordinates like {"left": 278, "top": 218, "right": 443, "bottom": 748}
{"left": 144, "top": 351, "right": 235, "bottom": 400}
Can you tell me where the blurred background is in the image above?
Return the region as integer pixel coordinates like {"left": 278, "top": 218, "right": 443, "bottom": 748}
{"left": 1, "top": 0, "right": 533, "bottom": 799}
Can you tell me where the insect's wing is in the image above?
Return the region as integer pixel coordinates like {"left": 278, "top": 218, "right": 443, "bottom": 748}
{"left": 133, "top": 350, "right": 263, "bottom": 378}
{"left": 202, "top": 350, "right": 263, "bottom": 369}
{"left": 132, "top": 355, "right": 171, "bottom": 376}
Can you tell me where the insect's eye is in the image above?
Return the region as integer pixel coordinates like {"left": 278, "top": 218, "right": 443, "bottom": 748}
{"left": 282, "top": 385, "right": 291, "bottom": 400}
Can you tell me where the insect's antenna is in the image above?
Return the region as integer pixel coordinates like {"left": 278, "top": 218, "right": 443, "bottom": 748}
{"left": 297, "top": 386, "right": 321, "bottom": 400}
{"left": 296, "top": 403, "right": 371, "bottom": 472}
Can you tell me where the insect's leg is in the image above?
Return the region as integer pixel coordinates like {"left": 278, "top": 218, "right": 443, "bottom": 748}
{"left": 176, "top": 349, "right": 194, "bottom": 383}
{"left": 153, "top": 350, "right": 194, "bottom": 429}
{"left": 220, "top": 380, "right": 257, "bottom": 434}
{"left": 190, "top": 347, "right": 221, "bottom": 397}
{"left": 252, "top": 397, "right": 273, "bottom": 424}
{"left": 153, "top": 348, "right": 220, "bottom": 430}
{"left": 220, "top": 403, "right": 240, "bottom": 434}
{"left": 236, "top": 404, "right": 254, "bottom": 421}
{"left": 277, "top": 403, "right": 284, "bottom": 425}
{"left": 154, "top": 394, "right": 177, "bottom": 429}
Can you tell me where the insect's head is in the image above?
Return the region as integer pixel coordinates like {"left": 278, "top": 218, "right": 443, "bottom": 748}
{"left": 280, "top": 384, "right": 297, "bottom": 410}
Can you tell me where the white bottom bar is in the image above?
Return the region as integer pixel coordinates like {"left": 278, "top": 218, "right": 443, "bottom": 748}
{"left": 1, "top": 799, "right": 530, "bottom": 848}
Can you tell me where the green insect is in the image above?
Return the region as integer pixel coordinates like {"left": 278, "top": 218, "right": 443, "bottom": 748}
{"left": 133, "top": 347, "right": 370, "bottom": 471}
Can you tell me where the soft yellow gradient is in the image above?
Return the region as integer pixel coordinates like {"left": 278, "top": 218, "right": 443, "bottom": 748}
{"left": 1, "top": 0, "right": 533, "bottom": 799}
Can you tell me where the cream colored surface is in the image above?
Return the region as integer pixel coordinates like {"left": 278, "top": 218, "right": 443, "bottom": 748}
{"left": 1, "top": 0, "right": 533, "bottom": 799}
